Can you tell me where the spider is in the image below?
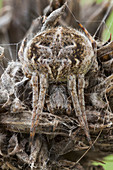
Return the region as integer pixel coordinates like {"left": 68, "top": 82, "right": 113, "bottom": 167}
{"left": 18, "top": 4, "right": 97, "bottom": 148}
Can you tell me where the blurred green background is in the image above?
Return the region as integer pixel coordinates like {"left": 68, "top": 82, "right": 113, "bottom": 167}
{"left": 0, "top": 0, "right": 113, "bottom": 169}
{"left": 93, "top": 154, "right": 113, "bottom": 170}
{"left": 81, "top": 0, "right": 113, "bottom": 41}
{"left": 0, "top": 0, "right": 2, "bottom": 8}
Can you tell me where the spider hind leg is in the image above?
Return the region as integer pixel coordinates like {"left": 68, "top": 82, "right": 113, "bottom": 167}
{"left": 68, "top": 74, "right": 92, "bottom": 146}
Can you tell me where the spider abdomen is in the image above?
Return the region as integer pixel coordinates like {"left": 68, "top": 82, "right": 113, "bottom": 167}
{"left": 24, "top": 26, "right": 95, "bottom": 81}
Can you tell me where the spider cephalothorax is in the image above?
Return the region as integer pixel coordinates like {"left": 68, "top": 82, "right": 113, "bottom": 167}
{"left": 46, "top": 84, "right": 72, "bottom": 115}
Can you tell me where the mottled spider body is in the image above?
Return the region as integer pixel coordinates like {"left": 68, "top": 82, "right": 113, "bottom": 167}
{"left": 24, "top": 27, "right": 94, "bottom": 82}
{"left": 19, "top": 25, "right": 96, "bottom": 147}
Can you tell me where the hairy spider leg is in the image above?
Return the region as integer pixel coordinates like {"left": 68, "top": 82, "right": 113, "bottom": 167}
{"left": 78, "top": 75, "right": 87, "bottom": 125}
{"left": 30, "top": 73, "right": 47, "bottom": 145}
{"left": 30, "top": 74, "right": 39, "bottom": 146}
{"left": 76, "top": 20, "right": 97, "bottom": 55}
{"left": 68, "top": 74, "right": 92, "bottom": 146}
{"left": 18, "top": 38, "right": 32, "bottom": 79}
{"left": 78, "top": 74, "right": 93, "bottom": 146}
{"left": 76, "top": 20, "right": 94, "bottom": 44}
{"left": 74, "top": 20, "right": 97, "bottom": 146}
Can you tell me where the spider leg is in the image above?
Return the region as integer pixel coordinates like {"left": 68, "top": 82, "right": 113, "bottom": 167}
{"left": 78, "top": 74, "right": 87, "bottom": 125}
{"left": 30, "top": 73, "right": 48, "bottom": 146}
{"left": 18, "top": 38, "right": 32, "bottom": 79}
{"left": 30, "top": 73, "right": 39, "bottom": 146}
{"left": 18, "top": 38, "right": 26, "bottom": 65}
{"left": 78, "top": 74, "right": 92, "bottom": 145}
{"left": 68, "top": 74, "right": 92, "bottom": 146}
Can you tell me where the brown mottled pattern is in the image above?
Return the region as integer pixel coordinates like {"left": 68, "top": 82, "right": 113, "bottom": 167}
{"left": 24, "top": 27, "right": 94, "bottom": 82}
{"left": 19, "top": 26, "right": 96, "bottom": 148}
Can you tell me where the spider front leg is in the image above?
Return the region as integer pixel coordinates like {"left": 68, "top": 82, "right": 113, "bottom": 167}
{"left": 30, "top": 73, "right": 39, "bottom": 145}
{"left": 30, "top": 73, "right": 48, "bottom": 146}
{"left": 68, "top": 74, "right": 92, "bottom": 146}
